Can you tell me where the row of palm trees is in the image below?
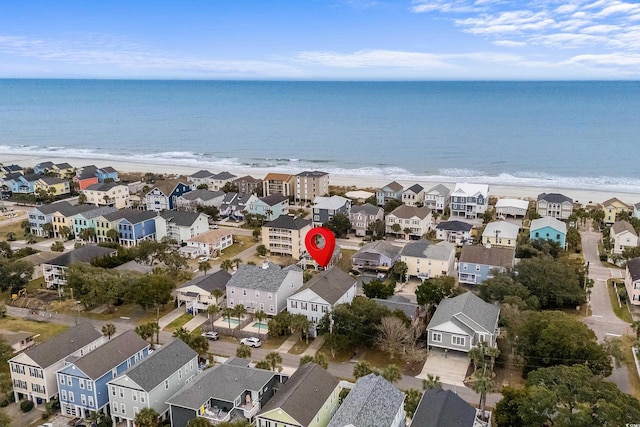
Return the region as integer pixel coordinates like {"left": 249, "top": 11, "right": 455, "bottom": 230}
{"left": 206, "top": 303, "right": 269, "bottom": 335}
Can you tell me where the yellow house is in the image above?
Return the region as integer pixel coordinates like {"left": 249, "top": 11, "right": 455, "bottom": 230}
{"left": 51, "top": 163, "right": 76, "bottom": 179}
{"left": 50, "top": 204, "right": 96, "bottom": 238}
{"left": 481, "top": 221, "right": 520, "bottom": 248}
{"left": 34, "top": 177, "right": 70, "bottom": 196}
{"left": 602, "top": 197, "right": 630, "bottom": 225}
{"left": 261, "top": 215, "right": 311, "bottom": 259}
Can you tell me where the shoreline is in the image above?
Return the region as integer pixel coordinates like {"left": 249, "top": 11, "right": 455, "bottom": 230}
{"left": 3, "top": 153, "right": 640, "bottom": 205}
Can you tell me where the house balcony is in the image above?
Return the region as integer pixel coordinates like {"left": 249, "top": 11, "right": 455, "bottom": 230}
{"left": 200, "top": 407, "right": 231, "bottom": 424}
{"left": 242, "top": 401, "right": 260, "bottom": 418}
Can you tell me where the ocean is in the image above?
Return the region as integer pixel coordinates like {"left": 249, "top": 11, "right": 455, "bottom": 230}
{"left": 1, "top": 79, "right": 639, "bottom": 192}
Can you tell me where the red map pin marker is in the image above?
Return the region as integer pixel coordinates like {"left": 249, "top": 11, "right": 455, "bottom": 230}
{"left": 304, "top": 227, "right": 336, "bottom": 268}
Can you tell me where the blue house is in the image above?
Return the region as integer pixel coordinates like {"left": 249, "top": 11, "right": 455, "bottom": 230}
{"left": 116, "top": 210, "right": 158, "bottom": 247}
{"left": 145, "top": 180, "right": 192, "bottom": 211}
{"left": 72, "top": 207, "right": 118, "bottom": 241}
{"left": 247, "top": 193, "right": 289, "bottom": 221}
{"left": 56, "top": 330, "right": 149, "bottom": 419}
{"left": 458, "top": 245, "right": 515, "bottom": 285}
{"left": 530, "top": 216, "right": 567, "bottom": 249}
{"left": 96, "top": 167, "right": 119, "bottom": 183}
{"left": 4, "top": 174, "right": 39, "bottom": 194}
{"left": 34, "top": 162, "right": 55, "bottom": 175}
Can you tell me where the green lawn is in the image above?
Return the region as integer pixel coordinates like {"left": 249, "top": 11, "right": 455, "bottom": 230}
{"left": 218, "top": 235, "right": 254, "bottom": 260}
{"left": 0, "top": 316, "right": 69, "bottom": 344}
{"left": 162, "top": 313, "right": 194, "bottom": 332}
{"left": 338, "top": 249, "right": 356, "bottom": 272}
{"left": 606, "top": 279, "right": 633, "bottom": 323}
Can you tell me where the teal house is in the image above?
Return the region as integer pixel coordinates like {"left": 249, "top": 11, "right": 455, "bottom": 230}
{"left": 530, "top": 217, "right": 567, "bottom": 249}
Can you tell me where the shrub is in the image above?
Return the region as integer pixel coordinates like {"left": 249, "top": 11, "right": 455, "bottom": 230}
{"left": 0, "top": 400, "right": 8, "bottom": 407}
{"left": 20, "top": 399, "right": 34, "bottom": 412}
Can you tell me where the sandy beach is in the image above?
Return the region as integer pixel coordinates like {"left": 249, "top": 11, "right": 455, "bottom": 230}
{"left": 2, "top": 153, "right": 640, "bottom": 206}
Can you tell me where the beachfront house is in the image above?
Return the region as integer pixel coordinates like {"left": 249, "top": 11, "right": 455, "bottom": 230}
{"left": 312, "top": 195, "right": 352, "bottom": 227}
{"left": 610, "top": 220, "right": 639, "bottom": 255}
{"left": 536, "top": 193, "right": 573, "bottom": 220}
{"left": 481, "top": 221, "right": 520, "bottom": 248}
{"left": 107, "top": 339, "right": 198, "bottom": 427}
{"left": 602, "top": 197, "right": 630, "bottom": 225}
{"left": 424, "top": 184, "right": 451, "bottom": 213}
{"left": 9, "top": 323, "right": 104, "bottom": 406}
{"left": 458, "top": 245, "right": 515, "bottom": 285}
{"left": 352, "top": 240, "right": 401, "bottom": 272}
{"left": 350, "top": 203, "right": 384, "bottom": 237}
{"left": 175, "top": 189, "right": 225, "bottom": 211}
{"left": 187, "top": 170, "right": 216, "bottom": 188}
{"left": 96, "top": 167, "right": 119, "bottom": 183}
{"left": 56, "top": 330, "right": 149, "bottom": 419}
{"left": 34, "top": 176, "right": 71, "bottom": 197}
{"left": 166, "top": 363, "right": 287, "bottom": 427}
{"left": 402, "top": 184, "right": 425, "bottom": 207}
{"left": 450, "top": 183, "right": 489, "bottom": 219}
{"left": 295, "top": 171, "right": 330, "bottom": 203}
{"left": 81, "top": 182, "right": 130, "bottom": 209}
{"left": 495, "top": 198, "right": 529, "bottom": 218}
{"left": 219, "top": 192, "right": 257, "bottom": 220}
{"left": 287, "top": 267, "right": 357, "bottom": 337}
{"left": 145, "top": 180, "right": 192, "bottom": 212}
{"left": 233, "top": 175, "right": 262, "bottom": 195}
{"left": 386, "top": 205, "right": 433, "bottom": 239}
{"left": 226, "top": 262, "right": 303, "bottom": 315}
{"left": 255, "top": 363, "right": 340, "bottom": 427}
{"left": 182, "top": 228, "right": 234, "bottom": 259}
{"left": 175, "top": 270, "right": 232, "bottom": 313}
{"left": 42, "top": 245, "right": 117, "bottom": 289}
{"left": 625, "top": 258, "right": 640, "bottom": 306}
{"left": 400, "top": 240, "right": 456, "bottom": 280}
{"left": 376, "top": 181, "right": 404, "bottom": 206}
{"left": 435, "top": 220, "right": 474, "bottom": 246}
{"left": 261, "top": 215, "right": 311, "bottom": 259}
{"left": 74, "top": 166, "right": 100, "bottom": 190}
{"left": 155, "top": 211, "right": 209, "bottom": 244}
{"left": 262, "top": 173, "right": 295, "bottom": 198}
{"left": 530, "top": 217, "right": 567, "bottom": 249}
{"left": 210, "top": 171, "right": 237, "bottom": 191}
{"left": 0, "top": 164, "right": 23, "bottom": 177}
{"left": 33, "top": 162, "right": 55, "bottom": 175}
{"left": 427, "top": 292, "right": 500, "bottom": 353}
{"left": 247, "top": 193, "right": 289, "bottom": 221}
{"left": 3, "top": 173, "right": 41, "bottom": 194}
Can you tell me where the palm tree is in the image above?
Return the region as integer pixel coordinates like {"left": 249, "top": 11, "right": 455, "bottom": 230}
{"left": 234, "top": 304, "right": 247, "bottom": 323}
{"left": 101, "top": 323, "right": 116, "bottom": 340}
{"left": 291, "top": 313, "right": 310, "bottom": 344}
{"left": 472, "top": 366, "right": 494, "bottom": 415}
{"left": 403, "top": 227, "right": 411, "bottom": 240}
{"left": 149, "top": 322, "right": 160, "bottom": 345}
{"left": 211, "top": 288, "right": 225, "bottom": 306}
{"left": 173, "top": 327, "right": 191, "bottom": 344}
{"left": 106, "top": 228, "right": 119, "bottom": 242}
{"left": 59, "top": 225, "right": 71, "bottom": 240}
{"left": 265, "top": 352, "right": 282, "bottom": 372}
{"left": 187, "top": 418, "right": 213, "bottom": 427}
{"left": 252, "top": 228, "right": 261, "bottom": 242}
{"left": 236, "top": 344, "right": 252, "bottom": 359}
{"left": 220, "top": 259, "right": 234, "bottom": 272}
{"left": 103, "top": 194, "right": 111, "bottom": 205}
{"left": 20, "top": 219, "right": 31, "bottom": 234}
{"left": 42, "top": 222, "right": 53, "bottom": 238}
{"left": 232, "top": 257, "right": 242, "bottom": 269}
{"left": 381, "top": 364, "right": 402, "bottom": 383}
{"left": 134, "top": 407, "right": 160, "bottom": 427}
{"left": 484, "top": 345, "right": 501, "bottom": 373}
{"left": 135, "top": 324, "right": 152, "bottom": 342}
{"left": 207, "top": 304, "right": 220, "bottom": 330}
{"left": 353, "top": 361, "right": 377, "bottom": 379}
{"left": 222, "top": 307, "right": 235, "bottom": 331}
{"left": 254, "top": 310, "right": 267, "bottom": 335}
{"left": 198, "top": 260, "right": 212, "bottom": 275}
{"left": 422, "top": 374, "right": 442, "bottom": 390}
{"left": 300, "top": 353, "right": 328, "bottom": 369}
{"left": 468, "top": 345, "right": 485, "bottom": 373}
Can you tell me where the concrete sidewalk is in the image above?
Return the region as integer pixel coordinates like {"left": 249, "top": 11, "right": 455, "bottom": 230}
{"left": 158, "top": 306, "right": 186, "bottom": 329}
{"left": 276, "top": 334, "right": 299, "bottom": 353}
{"left": 183, "top": 313, "right": 208, "bottom": 332}
{"left": 300, "top": 335, "right": 326, "bottom": 357}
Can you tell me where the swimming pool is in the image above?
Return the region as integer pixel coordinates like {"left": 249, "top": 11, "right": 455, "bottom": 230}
{"left": 222, "top": 317, "right": 240, "bottom": 325}
{"left": 252, "top": 322, "right": 268, "bottom": 329}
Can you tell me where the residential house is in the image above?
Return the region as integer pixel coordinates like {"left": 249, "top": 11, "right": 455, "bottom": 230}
{"left": 226, "top": 262, "right": 303, "bottom": 315}
{"left": 187, "top": 170, "right": 215, "bottom": 189}
{"left": 610, "top": 220, "right": 639, "bottom": 255}
{"left": 175, "top": 270, "right": 232, "bottom": 313}
{"left": 328, "top": 373, "right": 406, "bottom": 427}
{"left": 481, "top": 221, "right": 520, "bottom": 248}
{"left": 42, "top": 245, "right": 117, "bottom": 289}
{"left": 295, "top": 171, "right": 330, "bottom": 203}
{"left": 9, "top": 323, "right": 104, "bottom": 405}
{"left": 400, "top": 240, "right": 456, "bottom": 280}
{"left": 450, "top": 183, "right": 489, "bottom": 219}
{"left": 96, "top": 166, "right": 119, "bottom": 183}
{"left": 210, "top": 171, "right": 237, "bottom": 191}
{"left": 530, "top": 217, "right": 567, "bottom": 249}
{"left": 4, "top": 174, "right": 40, "bottom": 194}
{"left": 155, "top": 211, "right": 209, "bottom": 244}
{"left": 182, "top": 228, "right": 233, "bottom": 259}
{"left": 74, "top": 165, "right": 100, "bottom": 190}
{"left": 0, "top": 164, "right": 23, "bottom": 177}
{"left": 350, "top": 203, "right": 384, "bottom": 237}
{"left": 402, "top": 184, "right": 424, "bottom": 207}
{"left": 495, "top": 198, "right": 529, "bottom": 218}
{"left": 82, "top": 182, "right": 130, "bottom": 209}
{"left": 373, "top": 295, "right": 421, "bottom": 325}
{"left": 51, "top": 163, "right": 76, "bottom": 179}
{"left": 536, "top": 193, "right": 573, "bottom": 220}
{"left": 424, "top": 184, "right": 451, "bottom": 213}
{"left": 28, "top": 201, "right": 77, "bottom": 237}
{"left": 233, "top": 175, "right": 262, "bottom": 195}
{"left": 625, "top": 258, "right": 640, "bottom": 306}
{"left": 219, "top": 192, "right": 258, "bottom": 220}
{"left": 344, "top": 190, "right": 375, "bottom": 204}
{"left": 166, "top": 363, "right": 286, "bottom": 427}
{"left": 145, "top": 180, "right": 192, "bottom": 212}
{"left": 435, "top": 220, "right": 474, "bottom": 246}
{"left": 634, "top": 202, "right": 640, "bottom": 220}
{"left": 386, "top": 205, "right": 433, "bottom": 239}
{"left": 34, "top": 162, "right": 55, "bottom": 175}
{"left": 94, "top": 209, "right": 134, "bottom": 243}
{"left": 287, "top": 267, "right": 357, "bottom": 337}
{"left": 34, "top": 176, "right": 71, "bottom": 196}
{"left": 412, "top": 387, "right": 487, "bottom": 427}
{"left": 352, "top": 240, "right": 401, "bottom": 272}
{"left": 248, "top": 193, "right": 289, "bottom": 221}
{"left": 427, "top": 292, "right": 500, "bottom": 352}
{"left": 107, "top": 339, "right": 199, "bottom": 427}
{"left": 20, "top": 252, "right": 61, "bottom": 280}
{"left": 262, "top": 215, "right": 312, "bottom": 259}
{"left": 50, "top": 203, "right": 98, "bottom": 238}
{"left": 312, "top": 196, "right": 352, "bottom": 227}
{"left": 376, "top": 181, "right": 403, "bottom": 206}
{"left": 256, "top": 363, "right": 340, "bottom": 427}
{"left": 458, "top": 246, "right": 515, "bottom": 285}
{"left": 262, "top": 173, "right": 295, "bottom": 198}
{"left": 57, "top": 330, "right": 149, "bottom": 419}
{"left": 603, "top": 197, "right": 630, "bottom": 225}
{"left": 0, "top": 331, "right": 36, "bottom": 353}
{"left": 115, "top": 210, "right": 158, "bottom": 247}
{"left": 176, "top": 189, "right": 225, "bottom": 212}
{"left": 72, "top": 206, "right": 119, "bottom": 241}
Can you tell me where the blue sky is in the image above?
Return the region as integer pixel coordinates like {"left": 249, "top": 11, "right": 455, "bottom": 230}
{"left": 1, "top": 0, "right": 639, "bottom": 79}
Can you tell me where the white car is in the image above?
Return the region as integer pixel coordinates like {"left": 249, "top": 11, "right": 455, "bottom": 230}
{"left": 240, "top": 337, "right": 262, "bottom": 348}
{"left": 201, "top": 331, "right": 219, "bottom": 341}
{"left": 198, "top": 256, "right": 209, "bottom": 262}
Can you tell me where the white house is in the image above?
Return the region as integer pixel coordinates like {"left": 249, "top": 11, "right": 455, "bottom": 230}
{"left": 400, "top": 240, "right": 456, "bottom": 280}
{"left": 287, "top": 267, "right": 357, "bottom": 337}
{"left": 82, "top": 182, "right": 130, "bottom": 209}
{"left": 495, "top": 199, "right": 528, "bottom": 218}
{"left": 312, "top": 195, "right": 351, "bottom": 227}
{"left": 176, "top": 189, "right": 225, "bottom": 211}
{"left": 386, "top": 205, "right": 432, "bottom": 239}
{"left": 182, "top": 228, "right": 234, "bottom": 258}
{"left": 155, "top": 211, "right": 209, "bottom": 244}
{"left": 536, "top": 193, "right": 573, "bottom": 220}
{"left": 611, "top": 220, "right": 639, "bottom": 255}
{"left": 625, "top": 258, "right": 640, "bottom": 306}
{"left": 350, "top": 203, "right": 384, "bottom": 237}
{"left": 175, "top": 270, "right": 232, "bottom": 313}
{"left": 450, "top": 183, "right": 489, "bottom": 219}
{"left": 424, "top": 184, "right": 451, "bottom": 213}
{"left": 435, "top": 220, "right": 474, "bottom": 246}
{"left": 402, "top": 184, "right": 424, "bottom": 207}
{"left": 481, "top": 221, "right": 520, "bottom": 248}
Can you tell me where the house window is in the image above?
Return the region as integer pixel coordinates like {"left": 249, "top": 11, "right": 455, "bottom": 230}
{"left": 268, "top": 293, "right": 273, "bottom": 300}
{"left": 462, "top": 264, "right": 468, "bottom": 270}
{"left": 112, "top": 403, "right": 117, "bottom": 413}
{"left": 81, "top": 395, "right": 87, "bottom": 405}
{"left": 290, "top": 301, "right": 297, "bottom": 309}
{"left": 269, "top": 305, "right": 275, "bottom": 313}
{"left": 121, "top": 404, "right": 126, "bottom": 414}
{"left": 165, "top": 380, "right": 169, "bottom": 389}
{"left": 119, "top": 388, "right": 124, "bottom": 398}
{"left": 255, "top": 291, "right": 260, "bottom": 298}
{"left": 87, "top": 381, "right": 92, "bottom": 391}
{"left": 301, "top": 302, "right": 307, "bottom": 310}
{"left": 432, "top": 332, "right": 442, "bottom": 342}
{"left": 111, "top": 387, "right": 116, "bottom": 396}
{"left": 452, "top": 336, "right": 465, "bottom": 346}
{"left": 311, "top": 304, "right": 318, "bottom": 312}
{"left": 259, "top": 303, "right": 264, "bottom": 310}
{"left": 476, "top": 265, "right": 481, "bottom": 272}
{"left": 61, "top": 390, "right": 67, "bottom": 401}
{"left": 69, "top": 392, "right": 74, "bottom": 402}
{"left": 88, "top": 396, "right": 94, "bottom": 407}
{"left": 79, "top": 379, "right": 85, "bottom": 389}
{"left": 242, "top": 289, "right": 247, "bottom": 296}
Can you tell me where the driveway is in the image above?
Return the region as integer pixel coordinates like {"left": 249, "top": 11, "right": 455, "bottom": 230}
{"left": 416, "top": 348, "right": 469, "bottom": 387}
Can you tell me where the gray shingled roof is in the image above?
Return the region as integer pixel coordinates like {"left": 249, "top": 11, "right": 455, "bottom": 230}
{"left": 177, "top": 270, "right": 232, "bottom": 293}
{"left": 46, "top": 245, "right": 117, "bottom": 267}
{"left": 436, "top": 220, "right": 473, "bottom": 232}
{"left": 227, "top": 262, "right": 301, "bottom": 292}
{"left": 179, "top": 189, "right": 224, "bottom": 201}
{"left": 405, "top": 184, "right": 424, "bottom": 194}
{"left": 159, "top": 211, "right": 202, "bottom": 227}
{"left": 36, "top": 162, "right": 54, "bottom": 170}
{"left": 351, "top": 203, "right": 382, "bottom": 216}
{"left": 116, "top": 209, "right": 158, "bottom": 224}
{"left": 55, "top": 162, "right": 73, "bottom": 169}
{"left": 400, "top": 240, "right": 454, "bottom": 261}
{"left": 167, "top": 364, "right": 277, "bottom": 410}
{"left": 72, "top": 330, "right": 149, "bottom": 380}
{"left": 213, "top": 171, "right": 236, "bottom": 180}
{"left": 84, "top": 182, "right": 123, "bottom": 192}
{"left": 292, "top": 267, "right": 356, "bottom": 305}
{"left": 16, "top": 323, "right": 101, "bottom": 368}
{"left": 75, "top": 206, "right": 119, "bottom": 220}
{"left": 412, "top": 387, "right": 477, "bottom": 427}
{"left": 628, "top": 258, "right": 640, "bottom": 282}
{"left": 260, "top": 193, "right": 288, "bottom": 206}
{"left": 258, "top": 363, "right": 338, "bottom": 426}
{"left": 458, "top": 245, "right": 515, "bottom": 269}
{"left": 354, "top": 241, "right": 401, "bottom": 261}
{"left": 189, "top": 170, "right": 214, "bottom": 179}
{"left": 612, "top": 220, "right": 638, "bottom": 236}
{"left": 264, "top": 215, "right": 311, "bottom": 230}
{"left": 427, "top": 184, "right": 450, "bottom": 196}
{"left": 382, "top": 181, "right": 403, "bottom": 192}
{"left": 51, "top": 203, "right": 97, "bottom": 218}
{"left": 31, "top": 201, "right": 75, "bottom": 215}
{"left": 114, "top": 339, "right": 197, "bottom": 392}
{"left": 428, "top": 292, "right": 500, "bottom": 335}
{"left": 390, "top": 204, "right": 431, "bottom": 220}
{"left": 537, "top": 192, "right": 573, "bottom": 204}
{"left": 373, "top": 298, "right": 420, "bottom": 320}
{"left": 296, "top": 171, "right": 328, "bottom": 177}
{"left": 328, "top": 374, "right": 404, "bottom": 427}
{"left": 37, "top": 176, "right": 67, "bottom": 185}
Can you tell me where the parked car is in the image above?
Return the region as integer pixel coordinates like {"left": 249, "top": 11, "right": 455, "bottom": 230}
{"left": 202, "top": 331, "right": 219, "bottom": 341}
{"left": 198, "top": 256, "right": 209, "bottom": 262}
{"left": 240, "top": 337, "right": 262, "bottom": 348}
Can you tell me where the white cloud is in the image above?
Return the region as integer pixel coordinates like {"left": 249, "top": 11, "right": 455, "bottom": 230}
{"left": 493, "top": 40, "right": 527, "bottom": 47}
{"left": 564, "top": 52, "right": 640, "bottom": 65}
{"left": 295, "top": 49, "right": 455, "bottom": 68}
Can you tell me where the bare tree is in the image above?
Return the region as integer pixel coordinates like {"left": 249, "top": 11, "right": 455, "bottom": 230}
{"left": 375, "top": 316, "right": 410, "bottom": 360}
